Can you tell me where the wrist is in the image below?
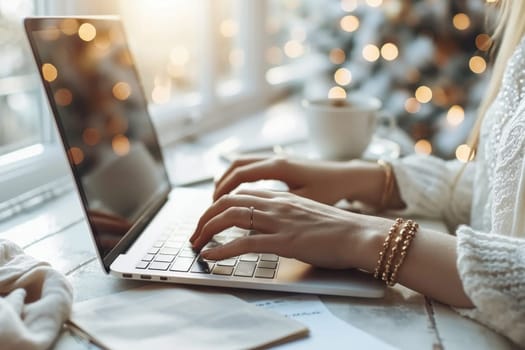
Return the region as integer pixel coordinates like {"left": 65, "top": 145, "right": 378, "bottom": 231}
{"left": 344, "top": 215, "right": 392, "bottom": 273}
{"left": 344, "top": 160, "right": 385, "bottom": 204}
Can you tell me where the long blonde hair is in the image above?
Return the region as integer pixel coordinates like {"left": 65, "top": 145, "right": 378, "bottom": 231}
{"left": 468, "top": 0, "right": 525, "bottom": 153}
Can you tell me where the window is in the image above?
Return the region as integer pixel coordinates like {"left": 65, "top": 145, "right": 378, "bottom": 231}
{"left": 0, "top": 1, "right": 44, "bottom": 157}
{"left": 0, "top": 0, "right": 307, "bottom": 205}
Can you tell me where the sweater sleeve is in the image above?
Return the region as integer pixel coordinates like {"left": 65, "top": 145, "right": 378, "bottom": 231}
{"left": 455, "top": 226, "right": 525, "bottom": 347}
{"left": 390, "top": 154, "right": 474, "bottom": 231}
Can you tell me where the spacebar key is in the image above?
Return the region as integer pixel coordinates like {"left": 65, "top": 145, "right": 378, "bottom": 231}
{"left": 234, "top": 261, "right": 256, "bottom": 277}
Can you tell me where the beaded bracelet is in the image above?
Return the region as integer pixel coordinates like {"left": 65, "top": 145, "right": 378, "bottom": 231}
{"left": 387, "top": 221, "right": 418, "bottom": 286}
{"left": 373, "top": 218, "right": 419, "bottom": 287}
{"left": 373, "top": 218, "right": 403, "bottom": 279}
{"left": 382, "top": 220, "right": 416, "bottom": 284}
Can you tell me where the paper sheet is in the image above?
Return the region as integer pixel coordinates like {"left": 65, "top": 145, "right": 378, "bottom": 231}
{"left": 253, "top": 295, "right": 397, "bottom": 349}
{"left": 71, "top": 286, "right": 308, "bottom": 350}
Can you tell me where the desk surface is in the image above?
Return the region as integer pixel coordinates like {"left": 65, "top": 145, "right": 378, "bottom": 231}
{"left": 0, "top": 100, "right": 517, "bottom": 350}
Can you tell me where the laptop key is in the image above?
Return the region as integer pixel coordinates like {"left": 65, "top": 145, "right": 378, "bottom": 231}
{"left": 164, "top": 241, "right": 184, "bottom": 249}
{"left": 155, "top": 254, "right": 176, "bottom": 263}
{"left": 260, "top": 254, "right": 279, "bottom": 262}
{"left": 234, "top": 261, "right": 257, "bottom": 277}
{"left": 170, "top": 257, "right": 195, "bottom": 272}
{"left": 136, "top": 261, "right": 149, "bottom": 269}
{"left": 217, "top": 258, "right": 237, "bottom": 267}
{"left": 179, "top": 248, "right": 197, "bottom": 258}
{"left": 147, "top": 247, "right": 160, "bottom": 255}
{"left": 152, "top": 241, "right": 164, "bottom": 248}
{"left": 141, "top": 253, "right": 156, "bottom": 262}
{"left": 212, "top": 265, "right": 234, "bottom": 276}
{"left": 240, "top": 253, "right": 259, "bottom": 262}
{"left": 254, "top": 267, "right": 275, "bottom": 279}
{"left": 148, "top": 261, "right": 170, "bottom": 271}
{"left": 190, "top": 260, "right": 213, "bottom": 274}
{"left": 257, "top": 261, "right": 277, "bottom": 269}
{"left": 159, "top": 247, "right": 179, "bottom": 255}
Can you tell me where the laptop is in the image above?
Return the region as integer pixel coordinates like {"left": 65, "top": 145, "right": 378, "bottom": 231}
{"left": 25, "top": 16, "right": 384, "bottom": 297}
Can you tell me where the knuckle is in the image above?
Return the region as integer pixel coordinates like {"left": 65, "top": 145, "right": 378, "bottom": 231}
{"left": 223, "top": 206, "right": 244, "bottom": 220}
{"left": 216, "top": 193, "right": 233, "bottom": 208}
{"left": 271, "top": 157, "right": 289, "bottom": 168}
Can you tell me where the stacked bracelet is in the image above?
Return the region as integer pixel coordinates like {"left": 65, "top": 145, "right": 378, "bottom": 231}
{"left": 374, "top": 218, "right": 419, "bottom": 287}
{"left": 373, "top": 218, "right": 403, "bottom": 279}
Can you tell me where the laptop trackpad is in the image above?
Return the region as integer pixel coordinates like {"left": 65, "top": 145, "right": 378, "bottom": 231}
{"left": 276, "top": 258, "right": 385, "bottom": 298}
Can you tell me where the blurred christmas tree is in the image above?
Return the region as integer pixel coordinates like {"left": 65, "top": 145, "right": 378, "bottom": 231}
{"left": 298, "top": 0, "right": 494, "bottom": 160}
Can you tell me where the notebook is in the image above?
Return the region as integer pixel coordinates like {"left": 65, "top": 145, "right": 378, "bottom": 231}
{"left": 25, "top": 16, "right": 384, "bottom": 297}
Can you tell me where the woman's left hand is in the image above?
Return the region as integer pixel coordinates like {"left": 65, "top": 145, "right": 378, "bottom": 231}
{"left": 190, "top": 189, "right": 390, "bottom": 270}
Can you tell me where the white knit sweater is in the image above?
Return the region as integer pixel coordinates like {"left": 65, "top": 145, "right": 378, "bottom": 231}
{"left": 391, "top": 37, "right": 525, "bottom": 346}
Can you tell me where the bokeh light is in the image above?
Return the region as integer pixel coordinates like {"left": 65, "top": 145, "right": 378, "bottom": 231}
{"left": 414, "top": 139, "right": 432, "bottom": 155}
{"left": 54, "top": 88, "right": 73, "bottom": 106}
{"left": 456, "top": 144, "right": 473, "bottom": 162}
{"left": 112, "top": 82, "right": 131, "bottom": 101}
{"left": 78, "top": 23, "right": 97, "bottom": 42}
{"left": 329, "top": 48, "right": 346, "bottom": 64}
{"left": 415, "top": 86, "right": 432, "bottom": 103}
{"left": 42, "top": 63, "right": 58, "bottom": 82}
{"left": 284, "top": 40, "right": 304, "bottom": 58}
{"left": 68, "top": 147, "right": 84, "bottom": 165}
{"left": 220, "top": 19, "right": 238, "bottom": 38}
{"left": 328, "top": 86, "right": 347, "bottom": 99}
{"left": 381, "top": 43, "right": 399, "bottom": 61}
{"left": 475, "top": 33, "right": 492, "bottom": 51}
{"left": 112, "top": 135, "right": 131, "bottom": 156}
{"left": 334, "top": 68, "right": 352, "bottom": 86}
{"left": 60, "top": 19, "right": 79, "bottom": 36}
{"left": 362, "top": 44, "right": 380, "bottom": 62}
{"left": 469, "top": 56, "right": 487, "bottom": 74}
{"left": 404, "top": 97, "right": 421, "bottom": 114}
{"left": 452, "top": 13, "right": 470, "bottom": 31}
{"left": 341, "top": 0, "right": 358, "bottom": 12}
{"left": 82, "top": 128, "right": 101, "bottom": 146}
{"left": 340, "top": 15, "right": 360, "bottom": 32}
{"left": 447, "top": 105, "right": 465, "bottom": 126}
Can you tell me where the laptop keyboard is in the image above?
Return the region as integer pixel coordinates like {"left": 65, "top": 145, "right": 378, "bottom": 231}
{"left": 135, "top": 222, "right": 279, "bottom": 279}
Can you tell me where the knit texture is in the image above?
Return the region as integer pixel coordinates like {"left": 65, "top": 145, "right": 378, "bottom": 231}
{"left": 390, "top": 35, "right": 525, "bottom": 347}
{"left": 456, "top": 227, "right": 525, "bottom": 346}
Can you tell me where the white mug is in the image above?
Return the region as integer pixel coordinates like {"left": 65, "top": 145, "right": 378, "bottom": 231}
{"left": 302, "top": 94, "right": 382, "bottom": 160}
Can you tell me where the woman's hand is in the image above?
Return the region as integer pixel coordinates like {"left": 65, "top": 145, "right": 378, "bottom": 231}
{"left": 190, "top": 189, "right": 391, "bottom": 270}
{"left": 214, "top": 156, "right": 371, "bottom": 205}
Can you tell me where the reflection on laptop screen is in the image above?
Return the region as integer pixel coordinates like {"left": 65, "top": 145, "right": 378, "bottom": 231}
{"left": 26, "top": 18, "right": 171, "bottom": 259}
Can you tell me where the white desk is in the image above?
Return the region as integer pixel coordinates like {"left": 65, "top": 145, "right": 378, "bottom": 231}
{"left": 0, "top": 99, "right": 517, "bottom": 349}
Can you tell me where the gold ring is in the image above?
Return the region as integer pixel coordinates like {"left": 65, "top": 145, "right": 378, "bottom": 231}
{"left": 249, "top": 206, "right": 255, "bottom": 230}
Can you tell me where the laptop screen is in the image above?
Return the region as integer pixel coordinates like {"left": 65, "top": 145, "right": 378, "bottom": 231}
{"left": 25, "top": 18, "right": 171, "bottom": 266}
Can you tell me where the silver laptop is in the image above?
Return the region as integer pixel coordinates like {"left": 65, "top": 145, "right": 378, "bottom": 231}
{"left": 25, "top": 16, "right": 384, "bottom": 297}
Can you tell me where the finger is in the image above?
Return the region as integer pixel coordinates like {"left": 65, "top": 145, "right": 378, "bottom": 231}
{"left": 217, "top": 156, "right": 268, "bottom": 187}
{"left": 192, "top": 207, "right": 274, "bottom": 251}
{"left": 190, "top": 194, "right": 269, "bottom": 243}
{"left": 214, "top": 158, "right": 295, "bottom": 200}
{"left": 200, "top": 234, "right": 281, "bottom": 261}
{"left": 235, "top": 189, "right": 280, "bottom": 198}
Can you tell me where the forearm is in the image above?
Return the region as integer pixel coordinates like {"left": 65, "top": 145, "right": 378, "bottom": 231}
{"left": 355, "top": 224, "right": 473, "bottom": 308}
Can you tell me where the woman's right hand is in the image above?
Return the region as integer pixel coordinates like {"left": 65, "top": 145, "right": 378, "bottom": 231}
{"left": 214, "top": 156, "right": 380, "bottom": 205}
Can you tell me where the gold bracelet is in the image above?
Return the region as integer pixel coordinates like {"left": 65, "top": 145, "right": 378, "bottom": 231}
{"left": 381, "top": 219, "right": 415, "bottom": 284}
{"left": 387, "top": 221, "right": 418, "bottom": 286}
{"left": 377, "top": 160, "right": 394, "bottom": 212}
{"left": 373, "top": 218, "right": 403, "bottom": 279}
